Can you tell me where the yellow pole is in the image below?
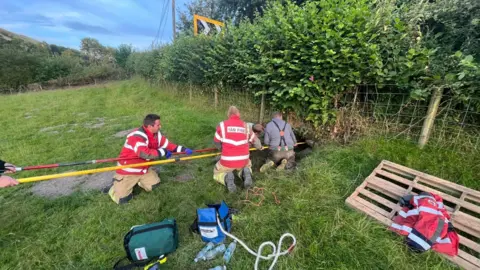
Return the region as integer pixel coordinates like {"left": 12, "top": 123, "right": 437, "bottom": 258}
{"left": 18, "top": 143, "right": 304, "bottom": 184}
{"left": 18, "top": 153, "right": 220, "bottom": 183}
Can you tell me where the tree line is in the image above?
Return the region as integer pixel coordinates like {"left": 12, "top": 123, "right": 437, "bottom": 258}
{"left": 0, "top": 37, "right": 133, "bottom": 93}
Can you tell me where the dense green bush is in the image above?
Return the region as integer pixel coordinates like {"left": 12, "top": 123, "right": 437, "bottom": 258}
{"left": 227, "top": 0, "right": 430, "bottom": 124}
{"left": 126, "top": 50, "right": 161, "bottom": 80}
{"left": 0, "top": 37, "right": 129, "bottom": 93}
{"left": 401, "top": 0, "right": 480, "bottom": 110}
{"left": 131, "top": 0, "right": 433, "bottom": 125}
{"left": 129, "top": 0, "right": 479, "bottom": 126}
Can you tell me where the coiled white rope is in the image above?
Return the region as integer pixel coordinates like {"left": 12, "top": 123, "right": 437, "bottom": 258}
{"left": 216, "top": 215, "right": 296, "bottom": 270}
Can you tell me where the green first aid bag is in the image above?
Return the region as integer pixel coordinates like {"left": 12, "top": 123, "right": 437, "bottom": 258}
{"left": 114, "top": 218, "right": 178, "bottom": 270}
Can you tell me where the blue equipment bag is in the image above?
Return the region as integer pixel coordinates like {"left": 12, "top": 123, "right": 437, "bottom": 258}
{"left": 192, "top": 201, "right": 232, "bottom": 244}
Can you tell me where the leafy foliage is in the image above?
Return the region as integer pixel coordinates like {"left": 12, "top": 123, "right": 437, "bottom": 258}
{"left": 402, "top": 0, "right": 480, "bottom": 107}
{"left": 229, "top": 0, "right": 430, "bottom": 124}
{"left": 136, "top": 0, "right": 433, "bottom": 126}
{"left": 126, "top": 50, "right": 162, "bottom": 80}
{"left": 114, "top": 44, "right": 134, "bottom": 69}
{"left": 0, "top": 37, "right": 126, "bottom": 93}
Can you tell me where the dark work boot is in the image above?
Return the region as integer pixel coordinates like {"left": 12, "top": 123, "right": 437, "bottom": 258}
{"left": 225, "top": 172, "right": 236, "bottom": 193}
{"left": 242, "top": 168, "right": 253, "bottom": 189}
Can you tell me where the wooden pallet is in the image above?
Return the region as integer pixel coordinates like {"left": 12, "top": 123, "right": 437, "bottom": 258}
{"left": 345, "top": 160, "right": 480, "bottom": 270}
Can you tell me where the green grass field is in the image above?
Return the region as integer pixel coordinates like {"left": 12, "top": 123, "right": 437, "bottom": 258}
{"left": 1, "top": 79, "right": 478, "bottom": 270}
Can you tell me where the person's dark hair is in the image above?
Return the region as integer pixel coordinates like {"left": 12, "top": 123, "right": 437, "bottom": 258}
{"left": 143, "top": 114, "right": 160, "bottom": 126}
{"left": 253, "top": 123, "right": 264, "bottom": 134}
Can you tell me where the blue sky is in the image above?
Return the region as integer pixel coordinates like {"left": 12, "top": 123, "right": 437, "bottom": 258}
{"left": 0, "top": 0, "right": 193, "bottom": 50}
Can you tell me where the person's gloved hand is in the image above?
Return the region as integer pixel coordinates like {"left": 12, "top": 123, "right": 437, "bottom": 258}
{"left": 0, "top": 160, "right": 14, "bottom": 174}
{"left": 185, "top": 148, "right": 193, "bottom": 155}
{"left": 4, "top": 163, "right": 16, "bottom": 173}
{"left": 165, "top": 150, "right": 172, "bottom": 159}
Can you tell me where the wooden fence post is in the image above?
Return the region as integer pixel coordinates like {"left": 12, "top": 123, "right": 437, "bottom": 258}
{"left": 259, "top": 92, "right": 265, "bottom": 123}
{"left": 418, "top": 87, "right": 443, "bottom": 149}
{"left": 214, "top": 85, "right": 218, "bottom": 110}
{"left": 189, "top": 83, "right": 193, "bottom": 102}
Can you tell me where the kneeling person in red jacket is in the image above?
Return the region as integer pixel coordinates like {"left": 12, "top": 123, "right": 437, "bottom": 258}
{"left": 213, "top": 106, "right": 261, "bottom": 192}
{"left": 109, "top": 114, "right": 193, "bottom": 204}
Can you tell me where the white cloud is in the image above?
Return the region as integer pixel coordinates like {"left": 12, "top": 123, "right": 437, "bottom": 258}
{"left": 40, "top": 11, "right": 82, "bottom": 20}
{"left": 95, "top": 0, "right": 135, "bottom": 8}
{"left": 41, "top": 25, "right": 72, "bottom": 33}
{"left": 0, "top": 23, "right": 29, "bottom": 30}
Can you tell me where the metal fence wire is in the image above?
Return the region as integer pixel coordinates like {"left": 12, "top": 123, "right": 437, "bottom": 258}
{"left": 155, "top": 81, "right": 480, "bottom": 154}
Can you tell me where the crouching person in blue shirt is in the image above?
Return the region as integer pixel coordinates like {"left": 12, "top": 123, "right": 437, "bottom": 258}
{"left": 260, "top": 112, "right": 297, "bottom": 172}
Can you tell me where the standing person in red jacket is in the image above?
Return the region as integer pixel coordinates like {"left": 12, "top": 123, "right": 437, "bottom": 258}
{"left": 213, "top": 106, "right": 261, "bottom": 193}
{"left": 108, "top": 114, "right": 193, "bottom": 204}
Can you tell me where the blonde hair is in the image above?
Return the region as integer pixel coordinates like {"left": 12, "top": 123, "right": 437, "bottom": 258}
{"left": 227, "top": 106, "right": 240, "bottom": 117}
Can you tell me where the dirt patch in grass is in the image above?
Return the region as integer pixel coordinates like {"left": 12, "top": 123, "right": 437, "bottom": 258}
{"left": 84, "top": 117, "right": 106, "bottom": 129}
{"left": 39, "top": 124, "right": 68, "bottom": 133}
{"left": 174, "top": 173, "right": 194, "bottom": 182}
{"left": 31, "top": 174, "right": 82, "bottom": 198}
{"left": 31, "top": 171, "right": 114, "bottom": 198}
{"left": 80, "top": 172, "right": 114, "bottom": 191}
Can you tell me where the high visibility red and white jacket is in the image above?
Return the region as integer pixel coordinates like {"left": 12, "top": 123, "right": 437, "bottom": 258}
{"left": 214, "top": 115, "right": 256, "bottom": 168}
{"left": 390, "top": 192, "right": 459, "bottom": 256}
{"left": 116, "top": 126, "right": 186, "bottom": 175}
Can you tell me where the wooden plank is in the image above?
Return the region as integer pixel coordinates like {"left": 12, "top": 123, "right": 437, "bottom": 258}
{"left": 418, "top": 176, "right": 462, "bottom": 196}
{"left": 350, "top": 196, "right": 391, "bottom": 217}
{"left": 465, "top": 193, "right": 480, "bottom": 205}
{"left": 406, "top": 176, "right": 418, "bottom": 193}
{"left": 457, "top": 250, "right": 480, "bottom": 269}
{"left": 368, "top": 177, "right": 409, "bottom": 198}
{"left": 359, "top": 188, "right": 399, "bottom": 211}
{"left": 445, "top": 254, "right": 479, "bottom": 270}
{"left": 454, "top": 212, "right": 480, "bottom": 233}
{"left": 351, "top": 179, "right": 368, "bottom": 198}
{"left": 367, "top": 183, "right": 403, "bottom": 201}
{"left": 420, "top": 174, "right": 479, "bottom": 196}
{"left": 452, "top": 221, "right": 480, "bottom": 239}
{"left": 455, "top": 193, "right": 468, "bottom": 213}
{"left": 381, "top": 161, "right": 415, "bottom": 178}
{"left": 459, "top": 235, "right": 480, "bottom": 253}
{"left": 414, "top": 183, "right": 480, "bottom": 214}
{"left": 388, "top": 176, "right": 420, "bottom": 217}
{"left": 375, "top": 169, "right": 413, "bottom": 187}
{"left": 443, "top": 205, "right": 455, "bottom": 214}
{"left": 346, "top": 197, "right": 391, "bottom": 226}
{"left": 383, "top": 160, "right": 480, "bottom": 195}
{"left": 405, "top": 176, "right": 419, "bottom": 195}
{"left": 366, "top": 161, "right": 387, "bottom": 181}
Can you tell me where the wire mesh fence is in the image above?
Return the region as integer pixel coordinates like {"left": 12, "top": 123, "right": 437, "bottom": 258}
{"left": 151, "top": 81, "right": 480, "bottom": 154}
{"left": 338, "top": 88, "right": 480, "bottom": 154}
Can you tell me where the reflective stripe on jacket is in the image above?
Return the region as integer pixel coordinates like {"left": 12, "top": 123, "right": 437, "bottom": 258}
{"left": 214, "top": 115, "right": 252, "bottom": 168}
{"left": 390, "top": 192, "right": 459, "bottom": 256}
{"left": 116, "top": 126, "right": 185, "bottom": 175}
